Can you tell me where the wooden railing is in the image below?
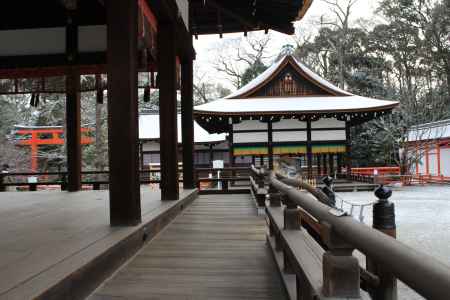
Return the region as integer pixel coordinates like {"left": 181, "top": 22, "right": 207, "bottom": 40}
{"left": 252, "top": 167, "right": 450, "bottom": 300}
{"left": 195, "top": 167, "right": 251, "bottom": 194}
{"left": 0, "top": 169, "right": 169, "bottom": 191}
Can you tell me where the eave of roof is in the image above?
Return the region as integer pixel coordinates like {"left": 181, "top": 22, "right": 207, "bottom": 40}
{"left": 195, "top": 96, "right": 399, "bottom": 116}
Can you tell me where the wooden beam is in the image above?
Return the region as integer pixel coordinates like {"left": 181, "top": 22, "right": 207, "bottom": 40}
{"left": 65, "top": 7, "right": 81, "bottom": 191}
{"left": 181, "top": 56, "right": 195, "bottom": 189}
{"left": 158, "top": 22, "right": 179, "bottom": 200}
{"left": 106, "top": 0, "right": 141, "bottom": 225}
{"left": 306, "top": 119, "right": 312, "bottom": 177}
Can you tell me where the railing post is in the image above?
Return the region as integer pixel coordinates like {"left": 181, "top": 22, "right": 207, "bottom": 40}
{"left": 282, "top": 193, "right": 300, "bottom": 275}
{"left": 367, "top": 185, "right": 397, "bottom": 300}
{"left": 61, "top": 173, "right": 67, "bottom": 191}
{"left": 268, "top": 183, "right": 281, "bottom": 207}
{"left": 0, "top": 173, "right": 5, "bottom": 192}
{"left": 93, "top": 182, "right": 101, "bottom": 190}
{"left": 321, "top": 222, "right": 360, "bottom": 298}
{"left": 283, "top": 194, "right": 301, "bottom": 230}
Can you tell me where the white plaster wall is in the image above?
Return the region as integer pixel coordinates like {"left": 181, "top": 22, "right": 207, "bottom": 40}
{"left": 440, "top": 148, "right": 450, "bottom": 176}
{"left": 0, "top": 28, "right": 65, "bottom": 56}
{"left": 273, "top": 131, "right": 307, "bottom": 142}
{"left": 79, "top": 25, "right": 107, "bottom": 52}
{"left": 272, "top": 119, "right": 306, "bottom": 130}
{"left": 311, "top": 118, "right": 345, "bottom": 129}
{"left": 234, "top": 132, "right": 268, "bottom": 143}
{"left": 311, "top": 130, "right": 346, "bottom": 141}
{"left": 429, "top": 152, "right": 437, "bottom": 175}
{"left": 233, "top": 120, "right": 267, "bottom": 131}
{"left": 142, "top": 141, "right": 160, "bottom": 152}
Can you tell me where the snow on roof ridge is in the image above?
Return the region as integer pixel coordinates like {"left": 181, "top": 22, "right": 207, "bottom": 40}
{"left": 291, "top": 56, "right": 353, "bottom": 96}
{"left": 224, "top": 55, "right": 353, "bottom": 99}
{"left": 224, "top": 56, "right": 287, "bottom": 99}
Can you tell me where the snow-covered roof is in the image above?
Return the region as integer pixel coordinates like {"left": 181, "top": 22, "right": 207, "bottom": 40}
{"left": 408, "top": 119, "right": 450, "bottom": 142}
{"left": 139, "top": 114, "right": 226, "bottom": 143}
{"left": 195, "top": 96, "right": 398, "bottom": 115}
{"left": 196, "top": 55, "right": 398, "bottom": 115}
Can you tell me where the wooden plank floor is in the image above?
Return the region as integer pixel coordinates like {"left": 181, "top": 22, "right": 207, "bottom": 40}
{"left": 0, "top": 188, "right": 196, "bottom": 300}
{"left": 90, "top": 194, "right": 286, "bottom": 300}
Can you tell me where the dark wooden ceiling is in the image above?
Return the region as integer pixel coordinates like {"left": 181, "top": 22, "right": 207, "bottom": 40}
{"left": 0, "top": 1, "right": 307, "bottom": 34}
{"left": 190, "top": 0, "right": 307, "bottom": 35}
{"left": 0, "top": 1, "right": 106, "bottom": 30}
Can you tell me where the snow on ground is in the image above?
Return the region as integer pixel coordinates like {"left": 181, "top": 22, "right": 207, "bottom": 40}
{"left": 336, "top": 185, "right": 450, "bottom": 300}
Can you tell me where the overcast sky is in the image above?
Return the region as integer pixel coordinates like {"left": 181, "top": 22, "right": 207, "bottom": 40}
{"left": 192, "top": 0, "right": 380, "bottom": 89}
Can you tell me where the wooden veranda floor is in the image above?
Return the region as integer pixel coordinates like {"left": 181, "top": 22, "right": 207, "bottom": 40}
{"left": 89, "top": 194, "right": 286, "bottom": 300}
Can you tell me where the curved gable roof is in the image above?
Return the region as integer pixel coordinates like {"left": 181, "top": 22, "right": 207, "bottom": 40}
{"left": 225, "top": 55, "right": 352, "bottom": 99}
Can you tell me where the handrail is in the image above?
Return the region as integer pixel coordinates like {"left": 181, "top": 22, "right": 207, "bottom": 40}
{"left": 269, "top": 172, "right": 450, "bottom": 299}
{"left": 274, "top": 172, "right": 331, "bottom": 206}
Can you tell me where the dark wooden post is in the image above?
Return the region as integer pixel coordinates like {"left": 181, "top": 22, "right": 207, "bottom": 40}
{"left": 66, "top": 7, "right": 81, "bottom": 192}
{"left": 306, "top": 119, "right": 313, "bottom": 177}
{"left": 322, "top": 154, "right": 328, "bottom": 176}
{"left": 329, "top": 153, "right": 334, "bottom": 176}
{"left": 106, "top": 0, "right": 141, "bottom": 225}
{"left": 209, "top": 144, "right": 214, "bottom": 167}
{"left": 181, "top": 56, "right": 195, "bottom": 189}
{"left": 322, "top": 223, "right": 360, "bottom": 298}
{"left": 228, "top": 118, "right": 234, "bottom": 167}
{"left": 368, "top": 186, "right": 397, "bottom": 300}
{"left": 337, "top": 153, "right": 343, "bottom": 175}
{"left": 346, "top": 122, "right": 352, "bottom": 176}
{"left": 268, "top": 119, "right": 274, "bottom": 170}
{"left": 0, "top": 173, "right": 5, "bottom": 192}
{"left": 317, "top": 154, "right": 321, "bottom": 176}
{"left": 158, "top": 22, "right": 179, "bottom": 200}
{"left": 139, "top": 142, "right": 144, "bottom": 171}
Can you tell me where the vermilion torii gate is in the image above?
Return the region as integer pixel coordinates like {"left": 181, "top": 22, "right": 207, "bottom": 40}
{"left": 0, "top": 0, "right": 313, "bottom": 226}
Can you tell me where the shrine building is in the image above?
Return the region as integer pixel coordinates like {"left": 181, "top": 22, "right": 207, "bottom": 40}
{"left": 195, "top": 55, "right": 399, "bottom": 176}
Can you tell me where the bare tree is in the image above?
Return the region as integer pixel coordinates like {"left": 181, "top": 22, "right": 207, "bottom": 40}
{"left": 318, "top": 0, "right": 359, "bottom": 89}
{"left": 212, "top": 33, "right": 272, "bottom": 88}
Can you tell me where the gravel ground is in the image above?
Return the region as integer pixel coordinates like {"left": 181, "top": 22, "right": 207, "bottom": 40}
{"left": 336, "top": 185, "right": 450, "bottom": 300}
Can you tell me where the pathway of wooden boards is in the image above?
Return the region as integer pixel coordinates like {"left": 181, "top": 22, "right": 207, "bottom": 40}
{"left": 90, "top": 194, "right": 286, "bottom": 300}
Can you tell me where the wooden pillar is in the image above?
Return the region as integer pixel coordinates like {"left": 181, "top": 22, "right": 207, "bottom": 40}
{"left": 268, "top": 119, "right": 274, "bottom": 170}
{"left": 66, "top": 7, "right": 81, "bottom": 191}
{"left": 345, "top": 122, "right": 352, "bottom": 176}
{"left": 106, "top": 0, "right": 141, "bottom": 225}
{"left": 337, "top": 153, "right": 343, "bottom": 175}
{"left": 415, "top": 144, "right": 419, "bottom": 175}
{"left": 425, "top": 144, "right": 430, "bottom": 175}
{"left": 306, "top": 119, "right": 313, "bottom": 177}
{"left": 228, "top": 118, "right": 234, "bottom": 168}
{"left": 323, "top": 154, "right": 328, "bottom": 175}
{"left": 139, "top": 142, "right": 144, "bottom": 171}
{"left": 181, "top": 56, "right": 195, "bottom": 189}
{"left": 317, "top": 153, "right": 321, "bottom": 176}
{"left": 437, "top": 142, "right": 441, "bottom": 176}
{"left": 158, "top": 22, "right": 179, "bottom": 200}
{"left": 209, "top": 144, "right": 214, "bottom": 166}
{"left": 329, "top": 154, "right": 334, "bottom": 176}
